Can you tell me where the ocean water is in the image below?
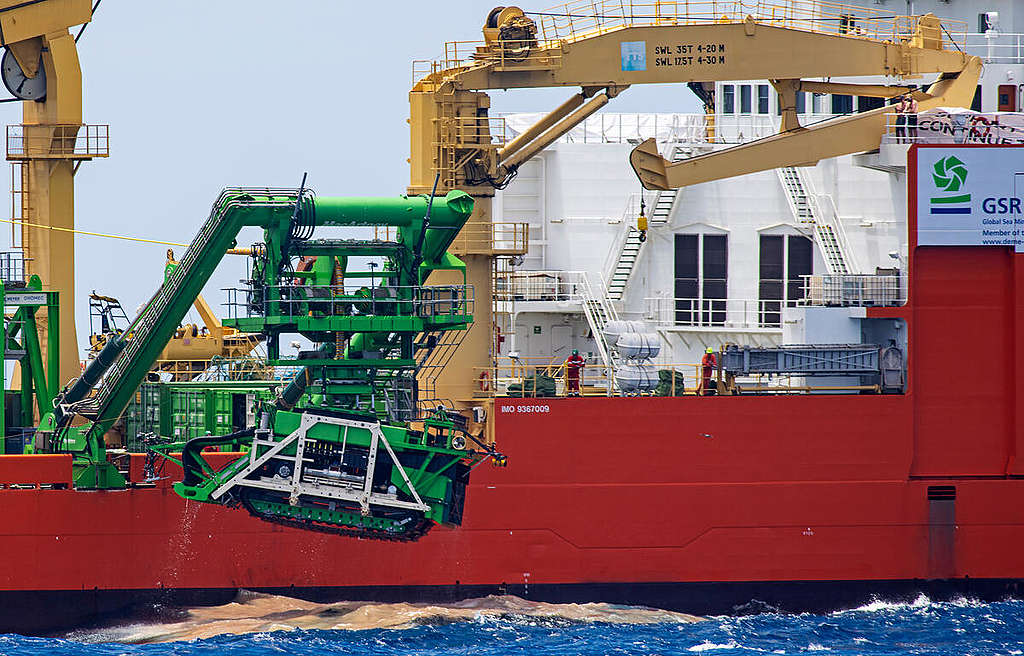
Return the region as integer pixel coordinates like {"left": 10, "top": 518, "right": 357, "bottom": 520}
{"left": 4, "top": 593, "right": 1023, "bottom": 655}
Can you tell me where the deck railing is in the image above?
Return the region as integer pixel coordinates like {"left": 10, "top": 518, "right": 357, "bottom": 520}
{"left": 645, "top": 296, "right": 791, "bottom": 329}
{"left": 965, "top": 32, "right": 1024, "bottom": 63}
{"left": 6, "top": 124, "right": 109, "bottom": 160}
{"left": 494, "top": 270, "right": 591, "bottom": 303}
{"left": 801, "top": 274, "right": 906, "bottom": 307}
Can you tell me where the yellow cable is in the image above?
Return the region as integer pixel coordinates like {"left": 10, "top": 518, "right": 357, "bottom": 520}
{"left": 0, "top": 217, "right": 251, "bottom": 254}
{"left": 0, "top": 216, "right": 188, "bottom": 247}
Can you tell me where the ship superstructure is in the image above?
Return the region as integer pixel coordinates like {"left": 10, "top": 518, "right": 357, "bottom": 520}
{"left": 486, "top": 0, "right": 1024, "bottom": 378}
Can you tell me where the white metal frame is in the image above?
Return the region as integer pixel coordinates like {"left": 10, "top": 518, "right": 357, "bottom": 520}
{"left": 211, "top": 413, "right": 430, "bottom": 517}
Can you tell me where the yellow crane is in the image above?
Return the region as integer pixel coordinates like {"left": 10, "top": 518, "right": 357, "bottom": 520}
{"left": 408, "top": 1, "right": 980, "bottom": 404}
{"left": 0, "top": 0, "right": 103, "bottom": 386}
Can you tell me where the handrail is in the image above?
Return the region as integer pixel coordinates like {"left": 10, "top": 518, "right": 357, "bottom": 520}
{"left": 6, "top": 124, "right": 109, "bottom": 160}
{"left": 532, "top": 0, "right": 966, "bottom": 48}
{"left": 645, "top": 296, "right": 789, "bottom": 329}
{"left": 801, "top": 274, "right": 906, "bottom": 307}
{"left": 814, "top": 191, "right": 860, "bottom": 274}
{"left": 478, "top": 359, "right": 702, "bottom": 397}
{"left": 964, "top": 32, "right": 1024, "bottom": 63}
{"left": 602, "top": 194, "right": 643, "bottom": 284}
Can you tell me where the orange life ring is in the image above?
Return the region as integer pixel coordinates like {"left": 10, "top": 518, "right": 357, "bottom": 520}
{"left": 478, "top": 370, "right": 491, "bottom": 392}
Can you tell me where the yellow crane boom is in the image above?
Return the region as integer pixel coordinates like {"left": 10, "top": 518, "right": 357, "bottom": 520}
{"left": 408, "top": 1, "right": 979, "bottom": 403}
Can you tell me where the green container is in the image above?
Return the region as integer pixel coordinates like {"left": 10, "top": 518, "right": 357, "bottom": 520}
{"left": 122, "top": 381, "right": 279, "bottom": 451}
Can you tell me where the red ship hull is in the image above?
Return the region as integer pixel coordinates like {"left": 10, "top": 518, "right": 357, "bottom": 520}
{"left": 2, "top": 145, "right": 1024, "bottom": 633}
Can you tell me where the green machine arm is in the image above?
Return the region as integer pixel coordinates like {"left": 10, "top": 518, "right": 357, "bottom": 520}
{"left": 46, "top": 187, "right": 478, "bottom": 495}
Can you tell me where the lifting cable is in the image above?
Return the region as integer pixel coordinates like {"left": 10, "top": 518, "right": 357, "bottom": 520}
{"left": 75, "top": 0, "right": 103, "bottom": 43}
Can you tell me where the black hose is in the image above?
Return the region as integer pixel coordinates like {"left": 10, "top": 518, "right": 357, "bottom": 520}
{"left": 55, "top": 334, "right": 125, "bottom": 423}
{"left": 181, "top": 427, "right": 255, "bottom": 487}
{"left": 275, "top": 367, "right": 310, "bottom": 411}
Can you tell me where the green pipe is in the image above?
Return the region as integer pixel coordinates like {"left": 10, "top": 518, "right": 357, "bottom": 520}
{"left": 312, "top": 190, "right": 472, "bottom": 228}
{"left": 20, "top": 355, "right": 32, "bottom": 429}
{"left": 22, "top": 310, "right": 50, "bottom": 421}
{"left": 45, "top": 293, "right": 59, "bottom": 401}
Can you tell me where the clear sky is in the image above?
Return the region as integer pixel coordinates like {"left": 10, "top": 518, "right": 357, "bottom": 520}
{"left": 0, "top": 1, "right": 700, "bottom": 355}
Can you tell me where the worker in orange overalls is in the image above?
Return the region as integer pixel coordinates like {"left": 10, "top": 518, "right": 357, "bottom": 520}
{"left": 565, "top": 349, "right": 585, "bottom": 397}
{"left": 700, "top": 346, "right": 717, "bottom": 396}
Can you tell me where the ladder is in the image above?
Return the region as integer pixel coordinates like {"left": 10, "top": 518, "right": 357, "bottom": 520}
{"left": 777, "top": 167, "right": 854, "bottom": 275}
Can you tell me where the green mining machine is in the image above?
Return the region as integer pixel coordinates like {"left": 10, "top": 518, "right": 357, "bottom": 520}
{"left": 34, "top": 185, "right": 501, "bottom": 541}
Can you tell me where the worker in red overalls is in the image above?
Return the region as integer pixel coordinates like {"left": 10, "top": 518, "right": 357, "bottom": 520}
{"left": 700, "top": 346, "right": 717, "bottom": 396}
{"left": 565, "top": 349, "right": 585, "bottom": 397}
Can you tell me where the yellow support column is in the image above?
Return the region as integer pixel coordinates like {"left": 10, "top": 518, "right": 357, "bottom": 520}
{"left": 430, "top": 199, "right": 495, "bottom": 406}
{"left": 7, "top": 25, "right": 106, "bottom": 387}
{"left": 22, "top": 30, "right": 84, "bottom": 387}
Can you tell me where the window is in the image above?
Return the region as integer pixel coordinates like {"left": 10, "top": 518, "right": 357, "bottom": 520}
{"left": 787, "top": 236, "right": 813, "bottom": 303}
{"left": 758, "top": 235, "right": 813, "bottom": 327}
{"left": 831, "top": 94, "right": 853, "bottom": 114}
{"left": 858, "top": 96, "right": 884, "bottom": 112}
{"left": 812, "top": 93, "right": 826, "bottom": 114}
{"left": 740, "top": 85, "right": 752, "bottom": 114}
{"left": 758, "top": 85, "right": 770, "bottom": 114}
{"left": 796, "top": 91, "right": 806, "bottom": 114}
{"left": 998, "top": 84, "right": 1017, "bottom": 112}
{"left": 971, "top": 85, "right": 982, "bottom": 112}
{"left": 978, "top": 13, "right": 993, "bottom": 33}
{"left": 722, "top": 85, "right": 735, "bottom": 113}
{"left": 703, "top": 235, "right": 728, "bottom": 325}
{"left": 674, "top": 235, "right": 699, "bottom": 325}
{"left": 674, "top": 234, "right": 728, "bottom": 326}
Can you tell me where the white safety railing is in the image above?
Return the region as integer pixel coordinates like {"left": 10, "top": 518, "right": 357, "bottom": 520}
{"left": 801, "top": 274, "right": 906, "bottom": 307}
{"left": 494, "top": 269, "right": 589, "bottom": 302}
{"left": 645, "top": 296, "right": 787, "bottom": 329}
{"left": 501, "top": 112, "right": 708, "bottom": 145}
{"left": 602, "top": 193, "right": 645, "bottom": 282}
{"left": 501, "top": 112, "right": 851, "bottom": 147}
{"left": 965, "top": 32, "right": 1024, "bottom": 63}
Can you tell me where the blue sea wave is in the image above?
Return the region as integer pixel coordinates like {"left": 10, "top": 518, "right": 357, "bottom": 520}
{"left": 4, "top": 594, "right": 1024, "bottom": 656}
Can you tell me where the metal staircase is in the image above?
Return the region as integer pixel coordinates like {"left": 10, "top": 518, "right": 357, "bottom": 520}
{"left": 647, "top": 139, "right": 689, "bottom": 225}
{"left": 606, "top": 226, "right": 644, "bottom": 301}
{"left": 777, "top": 167, "right": 857, "bottom": 275}
{"left": 606, "top": 139, "right": 689, "bottom": 301}
{"left": 577, "top": 274, "right": 618, "bottom": 369}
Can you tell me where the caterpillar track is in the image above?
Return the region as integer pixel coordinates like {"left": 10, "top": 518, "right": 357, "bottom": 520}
{"left": 239, "top": 492, "right": 433, "bottom": 542}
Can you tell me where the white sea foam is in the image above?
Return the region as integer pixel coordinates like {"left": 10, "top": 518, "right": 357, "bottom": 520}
{"left": 841, "top": 593, "right": 933, "bottom": 614}
{"left": 688, "top": 640, "right": 739, "bottom": 652}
